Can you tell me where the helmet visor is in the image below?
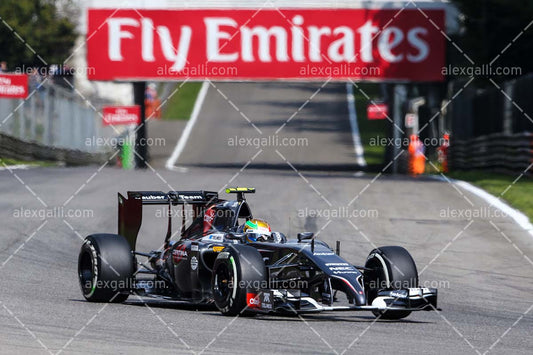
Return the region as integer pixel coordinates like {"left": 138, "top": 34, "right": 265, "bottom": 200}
{"left": 245, "top": 232, "right": 271, "bottom": 242}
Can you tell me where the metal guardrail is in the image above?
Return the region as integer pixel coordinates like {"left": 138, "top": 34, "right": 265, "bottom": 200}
{"left": 446, "top": 74, "right": 533, "bottom": 141}
{"left": 449, "top": 132, "right": 533, "bottom": 174}
{"left": 0, "top": 82, "right": 110, "bottom": 153}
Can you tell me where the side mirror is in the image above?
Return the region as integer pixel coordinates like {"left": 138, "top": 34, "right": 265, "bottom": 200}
{"left": 227, "top": 232, "right": 245, "bottom": 241}
{"left": 297, "top": 232, "right": 314, "bottom": 242}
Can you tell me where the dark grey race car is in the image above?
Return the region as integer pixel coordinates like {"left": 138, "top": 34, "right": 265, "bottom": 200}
{"left": 78, "top": 187, "right": 438, "bottom": 319}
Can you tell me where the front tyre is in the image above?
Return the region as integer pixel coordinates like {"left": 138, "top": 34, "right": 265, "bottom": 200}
{"left": 211, "top": 245, "right": 266, "bottom": 316}
{"left": 364, "top": 246, "right": 418, "bottom": 320}
{"left": 78, "top": 234, "right": 134, "bottom": 303}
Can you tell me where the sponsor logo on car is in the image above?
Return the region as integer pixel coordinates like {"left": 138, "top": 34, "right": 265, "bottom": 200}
{"left": 172, "top": 248, "right": 188, "bottom": 263}
{"left": 142, "top": 194, "right": 166, "bottom": 200}
{"left": 390, "top": 290, "right": 408, "bottom": 298}
{"left": 190, "top": 256, "right": 198, "bottom": 270}
{"left": 203, "top": 207, "right": 216, "bottom": 233}
{"left": 179, "top": 194, "right": 203, "bottom": 201}
{"left": 201, "top": 234, "right": 224, "bottom": 242}
{"left": 247, "top": 292, "right": 261, "bottom": 309}
{"left": 261, "top": 292, "right": 273, "bottom": 310}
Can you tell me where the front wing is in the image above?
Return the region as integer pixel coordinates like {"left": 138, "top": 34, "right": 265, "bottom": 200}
{"left": 247, "top": 287, "right": 439, "bottom": 314}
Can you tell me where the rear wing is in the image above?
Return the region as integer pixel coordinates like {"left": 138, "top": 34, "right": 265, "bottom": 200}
{"left": 118, "top": 190, "right": 218, "bottom": 251}
{"left": 129, "top": 190, "right": 219, "bottom": 205}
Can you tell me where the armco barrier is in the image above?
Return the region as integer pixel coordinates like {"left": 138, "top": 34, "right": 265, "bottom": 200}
{"left": 449, "top": 132, "right": 533, "bottom": 174}
{"left": 0, "top": 81, "right": 119, "bottom": 165}
{"left": 0, "top": 132, "right": 114, "bottom": 166}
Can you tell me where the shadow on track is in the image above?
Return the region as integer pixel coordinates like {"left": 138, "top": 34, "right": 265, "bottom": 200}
{"left": 70, "top": 298, "right": 432, "bottom": 324}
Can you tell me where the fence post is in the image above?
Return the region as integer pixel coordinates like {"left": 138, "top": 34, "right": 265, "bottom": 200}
{"left": 19, "top": 99, "right": 25, "bottom": 140}
{"left": 60, "top": 96, "right": 67, "bottom": 147}
{"left": 30, "top": 94, "right": 36, "bottom": 141}
{"left": 72, "top": 98, "right": 80, "bottom": 149}
{"left": 43, "top": 87, "right": 50, "bottom": 145}
{"left": 392, "top": 84, "right": 407, "bottom": 174}
{"left": 133, "top": 82, "right": 147, "bottom": 168}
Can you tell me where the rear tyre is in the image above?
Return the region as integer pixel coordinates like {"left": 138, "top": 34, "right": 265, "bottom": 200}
{"left": 211, "top": 244, "right": 266, "bottom": 316}
{"left": 364, "top": 246, "right": 418, "bottom": 320}
{"left": 78, "top": 234, "right": 134, "bottom": 303}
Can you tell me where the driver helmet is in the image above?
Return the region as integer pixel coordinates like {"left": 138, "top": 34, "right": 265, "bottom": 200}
{"left": 243, "top": 219, "right": 271, "bottom": 243}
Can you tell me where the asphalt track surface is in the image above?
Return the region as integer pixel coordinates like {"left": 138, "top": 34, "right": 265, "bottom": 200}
{"left": 1, "top": 82, "right": 532, "bottom": 354}
{"left": 1, "top": 166, "right": 532, "bottom": 354}
{"left": 174, "top": 82, "right": 358, "bottom": 170}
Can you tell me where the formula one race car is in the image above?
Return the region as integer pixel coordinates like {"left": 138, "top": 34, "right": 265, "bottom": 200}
{"left": 78, "top": 188, "right": 438, "bottom": 319}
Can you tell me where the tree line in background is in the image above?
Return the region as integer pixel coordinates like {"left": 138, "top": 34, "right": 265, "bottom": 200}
{"left": 0, "top": 0, "right": 77, "bottom": 70}
{"left": 450, "top": 0, "right": 533, "bottom": 80}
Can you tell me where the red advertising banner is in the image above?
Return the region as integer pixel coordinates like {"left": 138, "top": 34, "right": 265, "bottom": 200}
{"left": 367, "top": 103, "right": 389, "bottom": 120}
{"left": 102, "top": 105, "right": 140, "bottom": 126}
{"left": 87, "top": 8, "right": 445, "bottom": 82}
{"left": 0, "top": 74, "right": 29, "bottom": 98}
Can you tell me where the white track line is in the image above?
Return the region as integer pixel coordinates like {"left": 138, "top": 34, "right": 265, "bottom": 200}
{"left": 0, "top": 164, "right": 33, "bottom": 171}
{"left": 454, "top": 180, "right": 533, "bottom": 237}
{"left": 432, "top": 175, "right": 533, "bottom": 237}
{"left": 166, "top": 81, "right": 210, "bottom": 170}
{"left": 346, "top": 83, "right": 367, "bottom": 167}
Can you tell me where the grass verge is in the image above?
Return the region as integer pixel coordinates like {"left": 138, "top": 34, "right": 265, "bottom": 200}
{"left": 0, "top": 156, "right": 56, "bottom": 167}
{"left": 447, "top": 170, "right": 533, "bottom": 221}
{"left": 160, "top": 82, "right": 203, "bottom": 120}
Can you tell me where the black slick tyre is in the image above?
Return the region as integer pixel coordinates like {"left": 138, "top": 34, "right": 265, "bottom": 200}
{"left": 78, "top": 234, "right": 134, "bottom": 303}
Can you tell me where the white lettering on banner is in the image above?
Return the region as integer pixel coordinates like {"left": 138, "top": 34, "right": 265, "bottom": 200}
{"left": 358, "top": 21, "right": 379, "bottom": 62}
{"left": 88, "top": 9, "right": 444, "bottom": 81}
{"left": 328, "top": 26, "right": 355, "bottom": 62}
{"left": 142, "top": 18, "right": 155, "bottom": 62}
{"left": 108, "top": 18, "right": 139, "bottom": 61}
{"left": 107, "top": 15, "right": 430, "bottom": 66}
{"left": 407, "top": 27, "right": 429, "bottom": 62}
{"left": 378, "top": 27, "right": 404, "bottom": 63}
{"left": 0, "top": 86, "right": 25, "bottom": 95}
{"left": 204, "top": 18, "right": 239, "bottom": 62}
{"left": 291, "top": 15, "right": 305, "bottom": 62}
{"left": 241, "top": 26, "right": 289, "bottom": 62}
{"left": 108, "top": 17, "right": 191, "bottom": 71}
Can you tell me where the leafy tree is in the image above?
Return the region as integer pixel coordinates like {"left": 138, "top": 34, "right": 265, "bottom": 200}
{"left": 451, "top": 0, "right": 533, "bottom": 79}
{"left": 0, "top": 0, "right": 77, "bottom": 70}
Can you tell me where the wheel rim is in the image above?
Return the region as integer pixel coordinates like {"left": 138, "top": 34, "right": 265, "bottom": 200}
{"left": 213, "top": 262, "right": 233, "bottom": 304}
{"left": 79, "top": 250, "right": 95, "bottom": 296}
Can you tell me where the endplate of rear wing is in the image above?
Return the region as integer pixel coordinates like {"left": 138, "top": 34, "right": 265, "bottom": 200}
{"left": 118, "top": 190, "right": 219, "bottom": 251}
